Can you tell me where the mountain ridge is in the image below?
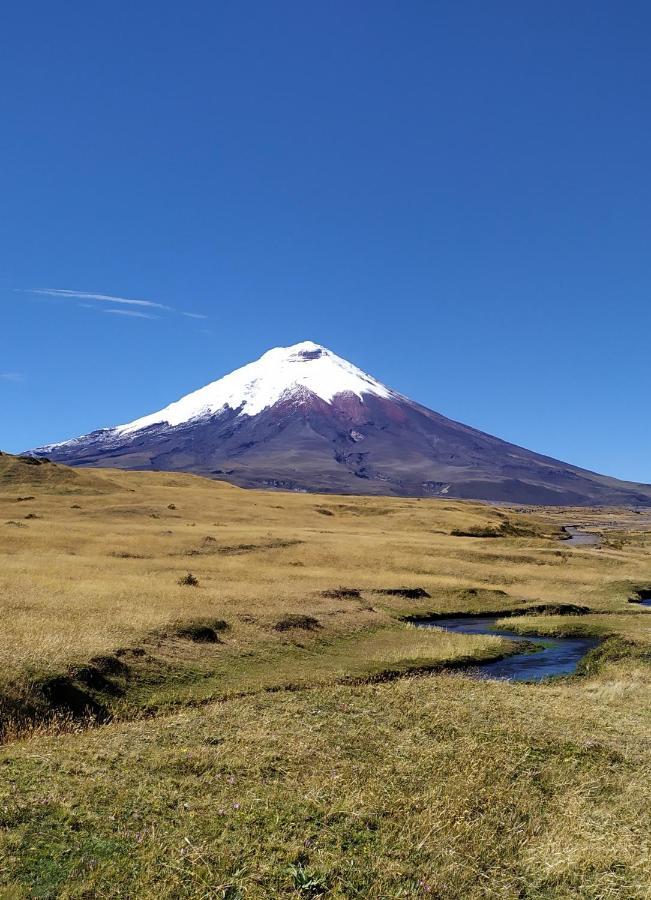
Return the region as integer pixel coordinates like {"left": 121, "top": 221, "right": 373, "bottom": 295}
{"left": 30, "top": 341, "right": 651, "bottom": 506}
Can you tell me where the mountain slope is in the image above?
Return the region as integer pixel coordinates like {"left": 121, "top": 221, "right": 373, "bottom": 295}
{"left": 30, "top": 341, "right": 651, "bottom": 505}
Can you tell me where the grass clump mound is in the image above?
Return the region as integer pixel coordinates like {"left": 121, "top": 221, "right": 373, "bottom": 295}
{"left": 578, "top": 635, "right": 651, "bottom": 675}
{"left": 17, "top": 456, "right": 45, "bottom": 466}
{"left": 321, "top": 587, "right": 362, "bottom": 600}
{"left": 173, "top": 618, "right": 230, "bottom": 644}
{"left": 512, "top": 603, "right": 590, "bottom": 617}
{"left": 36, "top": 675, "right": 109, "bottom": 721}
{"left": 87, "top": 654, "right": 130, "bottom": 676}
{"left": 451, "top": 524, "right": 507, "bottom": 538}
{"left": 462, "top": 587, "right": 507, "bottom": 598}
{"left": 452, "top": 519, "right": 537, "bottom": 538}
{"left": 375, "top": 587, "right": 430, "bottom": 600}
{"left": 274, "top": 614, "right": 321, "bottom": 632}
{"left": 71, "top": 666, "right": 125, "bottom": 696}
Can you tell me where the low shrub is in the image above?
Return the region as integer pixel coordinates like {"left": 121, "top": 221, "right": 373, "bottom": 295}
{"left": 178, "top": 572, "right": 199, "bottom": 587}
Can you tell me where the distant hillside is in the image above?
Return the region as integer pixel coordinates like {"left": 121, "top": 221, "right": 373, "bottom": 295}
{"left": 0, "top": 451, "right": 119, "bottom": 493}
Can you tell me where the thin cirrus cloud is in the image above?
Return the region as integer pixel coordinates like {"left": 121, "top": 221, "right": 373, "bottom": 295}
{"left": 0, "top": 372, "right": 23, "bottom": 382}
{"left": 23, "top": 288, "right": 207, "bottom": 320}
{"left": 28, "top": 288, "right": 168, "bottom": 309}
{"left": 103, "top": 309, "right": 159, "bottom": 320}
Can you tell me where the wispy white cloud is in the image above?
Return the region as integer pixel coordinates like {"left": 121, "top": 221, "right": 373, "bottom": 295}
{"left": 103, "top": 308, "right": 159, "bottom": 320}
{"left": 20, "top": 287, "right": 208, "bottom": 322}
{"left": 27, "top": 288, "right": 169, "bottom": 310}
{"left": 0, "top": 372, "right": 23, "bottom": 382}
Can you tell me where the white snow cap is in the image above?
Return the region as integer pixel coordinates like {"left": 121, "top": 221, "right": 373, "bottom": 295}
{"left": 115, "top": 341, "right": 392, "bottom": 435}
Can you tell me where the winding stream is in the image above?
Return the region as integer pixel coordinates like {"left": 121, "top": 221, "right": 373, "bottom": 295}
{"left": 413, "top": 526, "right": 630, "bottom": 681}
{"left": 561, "top": 525, "right": 601, "bottom": 547}
{"left": 417, "top": 615, "right": 600, "bottom": 682}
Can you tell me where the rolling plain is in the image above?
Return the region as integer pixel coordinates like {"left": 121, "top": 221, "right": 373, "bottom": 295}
{"left": 0, "top": 452, "right": 650, "bottom": 898}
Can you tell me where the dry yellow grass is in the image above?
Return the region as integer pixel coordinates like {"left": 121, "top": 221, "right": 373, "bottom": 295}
{"left": 1, "top": 455, "right": 651, "bottom": 896}
{"left": 1, "top": 454, "right": 650, "bottom": 691}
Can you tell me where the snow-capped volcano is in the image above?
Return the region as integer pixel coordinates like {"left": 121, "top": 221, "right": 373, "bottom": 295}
{"left": 31, "top": 341, "right": 651, "bottom": 505}
{"left": 115, "top": 341, "right": 392, "bottom": 435}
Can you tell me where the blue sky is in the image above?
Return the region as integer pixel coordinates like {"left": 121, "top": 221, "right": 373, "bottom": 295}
{"left": 1, "top": 1, "right": 649, "bottom": 482}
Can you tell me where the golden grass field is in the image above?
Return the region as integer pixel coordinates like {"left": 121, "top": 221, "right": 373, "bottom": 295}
{"left": 0, "top": 452, "right": 650, "bottom": 898}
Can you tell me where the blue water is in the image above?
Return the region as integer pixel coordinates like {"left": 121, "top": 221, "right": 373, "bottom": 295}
{"left": 562, "top": 526, "right": 601, "bottom": 547}
{"left": 417, "top": 615, "right": 600, "bottom": 682}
